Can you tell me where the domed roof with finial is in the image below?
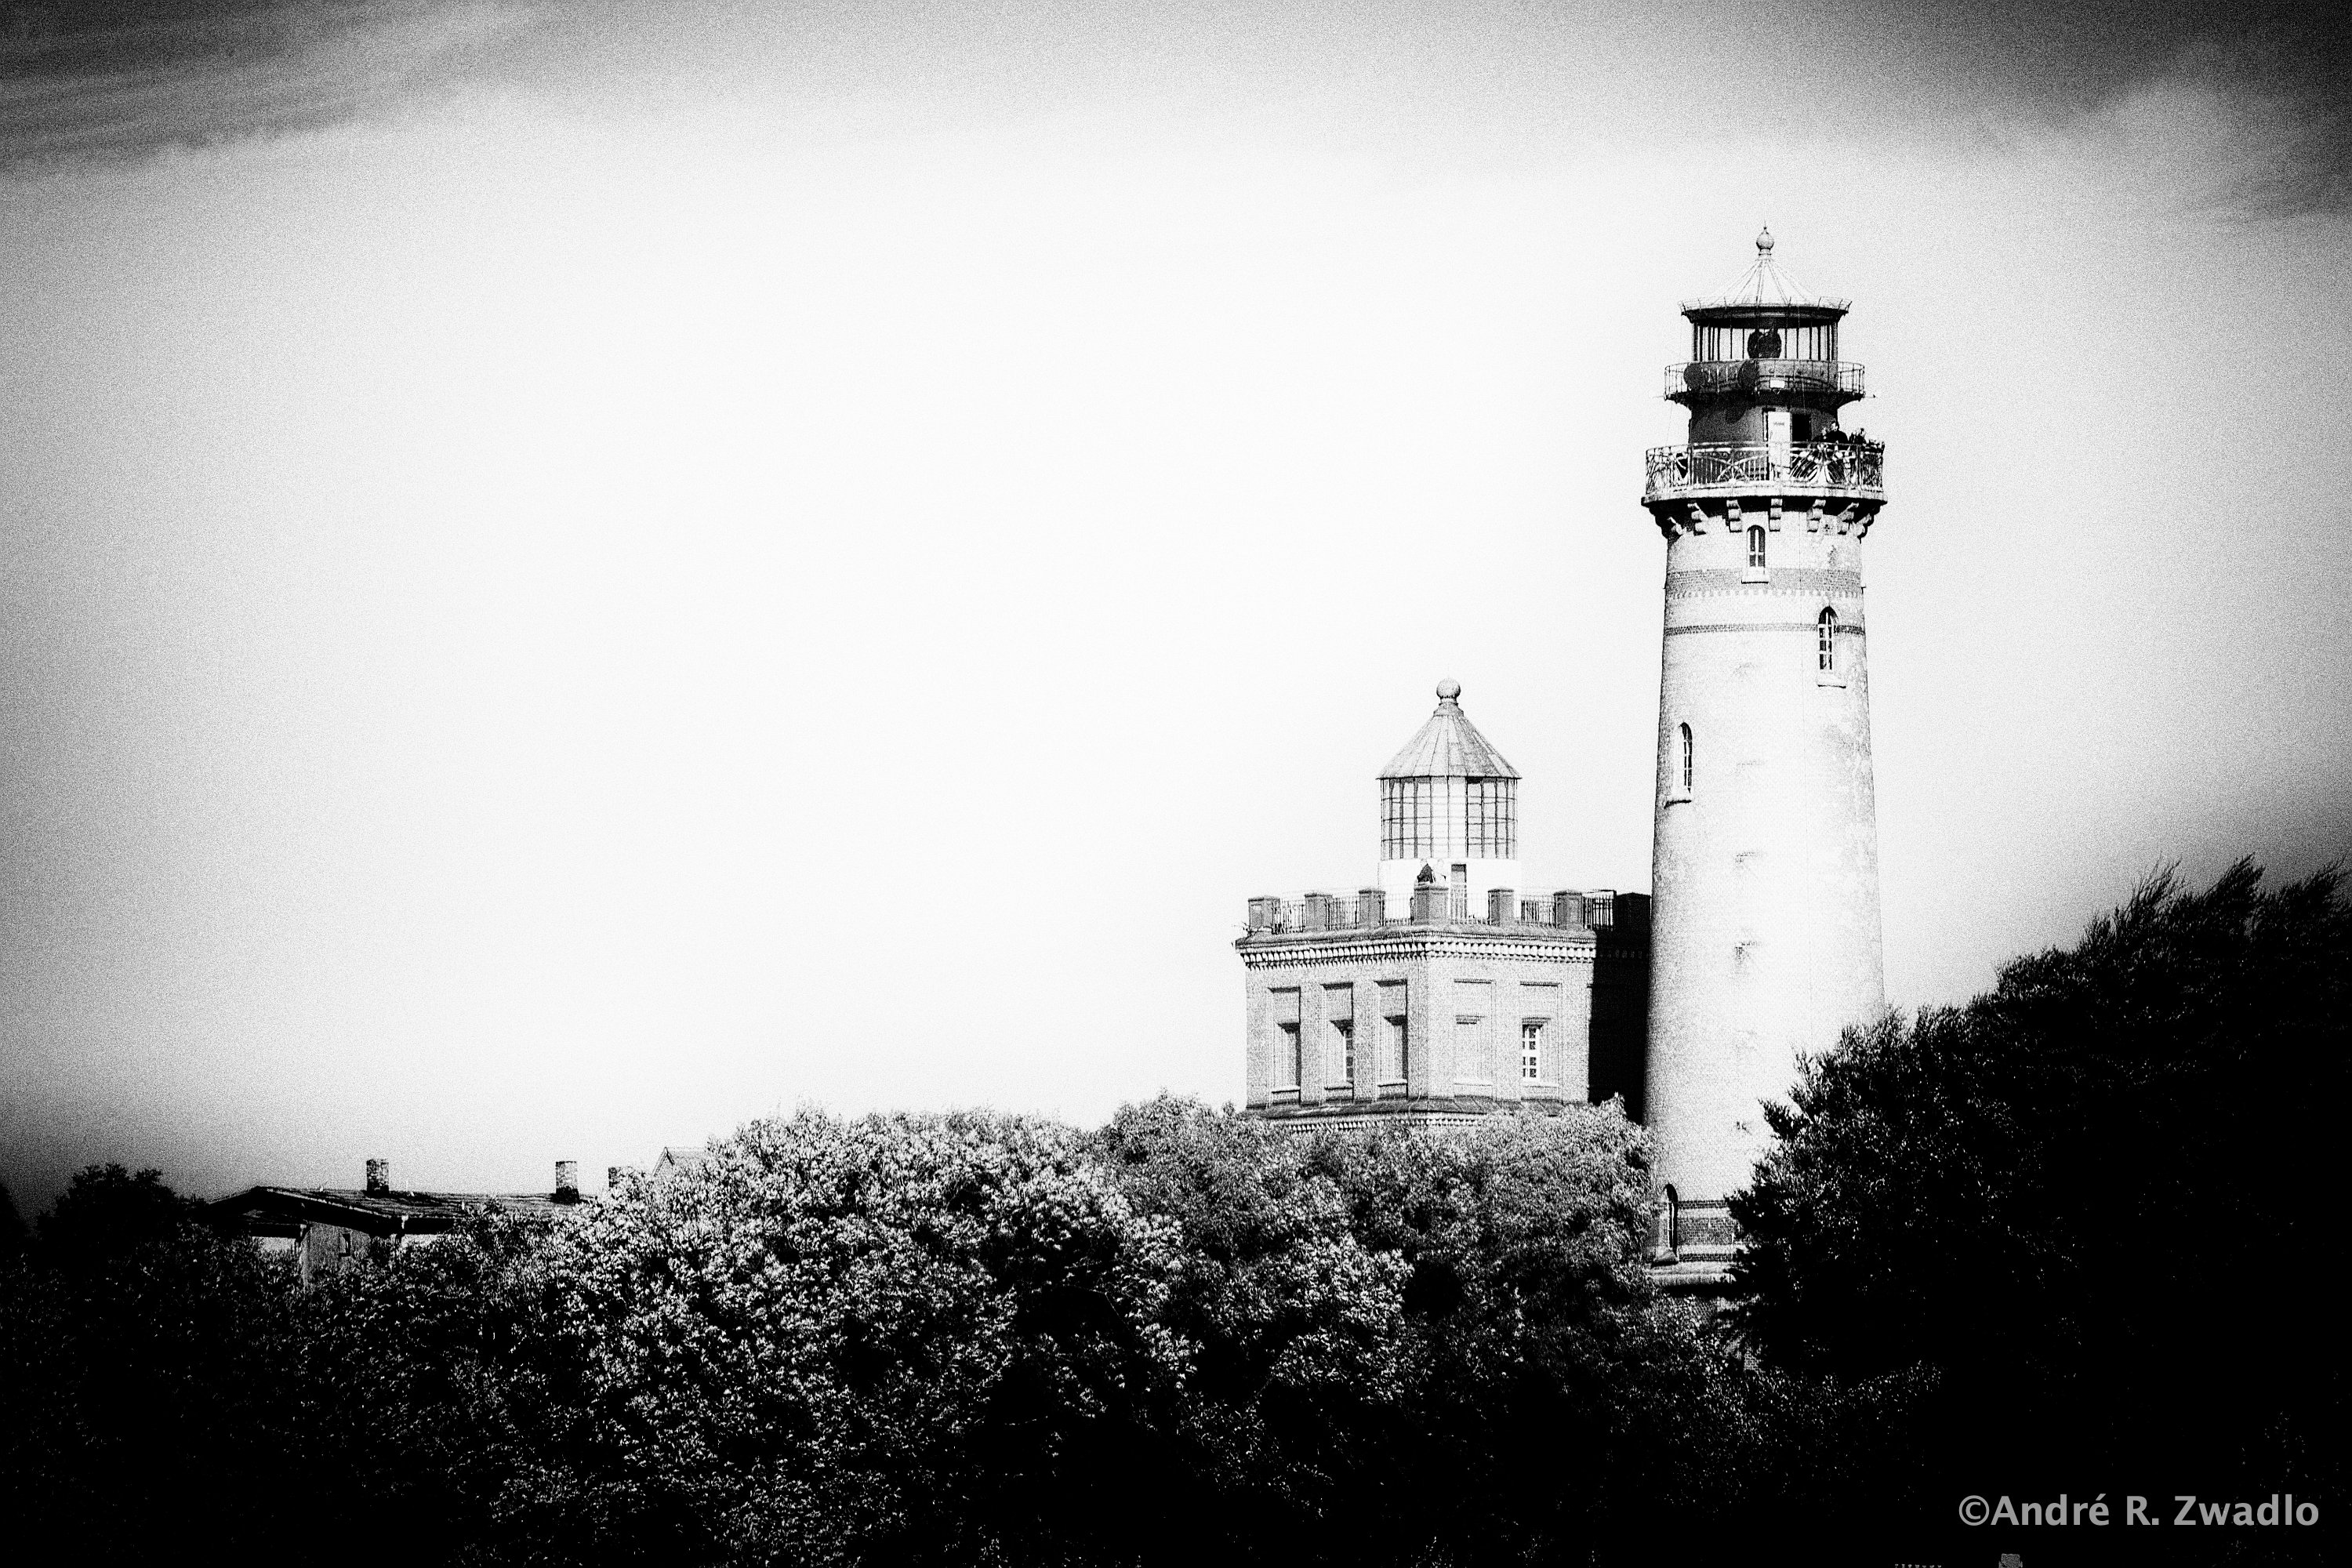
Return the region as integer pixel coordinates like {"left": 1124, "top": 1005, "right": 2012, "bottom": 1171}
{"left": 1378, "top": 680, "right": 1519, "bottom": 781}
{"left": 1682, "top": 226, "right": 1849, "bottom": 323}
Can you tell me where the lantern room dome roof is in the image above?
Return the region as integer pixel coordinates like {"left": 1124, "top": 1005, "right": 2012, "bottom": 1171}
{"left": 1379, "top": 681, "right": 1519, "bottom": 782}
{"left": 1682, "top": 227, "right": 1849, "bottom": 324}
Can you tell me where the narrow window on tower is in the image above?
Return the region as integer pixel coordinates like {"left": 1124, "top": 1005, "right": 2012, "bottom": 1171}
{"left": 1747, "top": 524, "right": 1767, "bottom": 571}
{"left": 1679, "top": 724, "right": 1694, "bottom": 797}
{"left": 1332, "top": 1018, "right": 1355, "bottom": 1088}
{"left": 1818, "top": 607, "right": 1837, "bottom": 672}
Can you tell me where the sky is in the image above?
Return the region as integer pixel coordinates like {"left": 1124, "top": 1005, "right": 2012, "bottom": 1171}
{"left": 3, "top": 1, "right": 2348, "bottom": 1211}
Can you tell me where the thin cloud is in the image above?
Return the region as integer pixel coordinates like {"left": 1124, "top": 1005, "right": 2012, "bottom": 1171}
{"left": 6, "top": 2, "right": 2347, "bottom": 212}
{"left": 0, "top": 0, "right": 533, "bottom": 169}
{"left": 1873, "top": 0, "right": 2350, "bottom": 215}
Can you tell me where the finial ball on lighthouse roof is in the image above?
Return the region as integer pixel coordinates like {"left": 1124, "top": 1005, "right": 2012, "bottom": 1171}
{"left": 1756, "top": 225, "right": 1774, "bottom": 253}
{"left": 1436, "top": 679, "right": 1461, "bottom": 702}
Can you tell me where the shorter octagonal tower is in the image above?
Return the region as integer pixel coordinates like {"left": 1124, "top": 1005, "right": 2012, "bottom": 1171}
{"left": 1639, "top": 231, "right": 1890, "bottom": 1287}
{"left": 1374, "top": 679, "right": 1523, "bottom": 924}
{"left": 1238, "top": 682, "right": 1649, "bottom": 1133}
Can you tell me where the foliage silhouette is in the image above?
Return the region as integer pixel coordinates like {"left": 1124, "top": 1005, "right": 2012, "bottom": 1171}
{"left": 1733, "top": 862, "right": 2348, "bottom": 1555}
{"left": 6, "top": 863, "right": 2339, "bottom": 1563}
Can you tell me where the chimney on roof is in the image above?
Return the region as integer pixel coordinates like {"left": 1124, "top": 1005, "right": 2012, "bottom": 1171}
{"left": 1410, "top": 866, "right": 1446, "bottom": 923}
{"left": 554, "top": 1160, "right": 579, "bottom": 1203}
{"left": 365, "top": 1159, "right": 390, "bottom": 1195}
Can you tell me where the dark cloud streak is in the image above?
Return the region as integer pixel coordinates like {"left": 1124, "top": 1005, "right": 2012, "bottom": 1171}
{"left": 1860, "top": 0, "right": 2350, "bottom": 215}
{"left": 0, "top": 0, "right": 530, "bottom": 169}
{"left": 3, "top": 2, "right": 2347, "bottom": 212}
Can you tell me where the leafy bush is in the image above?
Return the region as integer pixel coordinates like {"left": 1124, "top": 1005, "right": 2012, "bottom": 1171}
{"left": 0, "top": 1165, "right": 300, "bottom": 1559}
{"left": 1733, "top": 862, "right": 2350, "bottom": 1523}
{"left": 1095, "top": 1096, "right": 1741, "bottom": 1565}
{"left": 515, "top": 1108, "right": 1192, "bottom": 1565}
{"left": 21, "top": 865, "right": 2334, "bottom": 1564}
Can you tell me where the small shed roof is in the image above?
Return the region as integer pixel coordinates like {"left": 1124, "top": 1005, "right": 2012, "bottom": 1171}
{"left": 206, "top": 1185, "right": 575, "bottom": 1239}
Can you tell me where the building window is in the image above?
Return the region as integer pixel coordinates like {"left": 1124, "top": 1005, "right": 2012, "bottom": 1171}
{"left": 1381, "top": 779, "right": 1436, "bottom": 859}
{"left": 1332, "top": 1018, "right": 1355, "bottom": 1084}
{"left": 1465, "top": 778, "right": 1517, "bottom": 858}
{"left": 1521, "top": 1021, "right": 1543, "bottom": 1081}
{"left": 1818, "top": 607, "right": 1837, "bottom": 671}
{"left": 1746, "top": 524, "right": 1766, "bottom": 570}
{"left": 1679, "top": 724, "right": 1693, "bottom": 793}
{"left": 1384, "top": 1014, "right": 1409, "bottom": 1084}
{"left": 1277, "top": 1022, "right": 1301, "bottom": 1089}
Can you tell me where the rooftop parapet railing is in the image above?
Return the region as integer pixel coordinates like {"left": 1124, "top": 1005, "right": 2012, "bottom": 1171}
{"left": 1664, "top": 359, "right": 1864, "bottom": 403}
{"left": 1643, "top": 440, "right": 1886, "bottom": 502}
{"left": 1247, "top": 893, "right": 1379, "bottom": 934}
{"left": 1246, "top": 889, "right": 1621, "bottom": 935}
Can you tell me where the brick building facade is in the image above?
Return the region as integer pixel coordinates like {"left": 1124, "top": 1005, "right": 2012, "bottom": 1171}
{"left": 1238, "top": 683, "right": 1649, "bottom": 1132}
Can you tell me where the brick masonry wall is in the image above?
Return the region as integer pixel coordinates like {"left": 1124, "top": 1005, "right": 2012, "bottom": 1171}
{"left": 1240, "top": 924, "right": 1622, "bottom": 1115}
{"left": 1644, "top": 507, "right": 1886, "bottom": 1206}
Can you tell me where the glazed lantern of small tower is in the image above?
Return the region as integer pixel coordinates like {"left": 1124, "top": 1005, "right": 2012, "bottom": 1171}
{"left": 1639, "top": 230, "right": 1889, "bottom": 1287}
{"left": 1373, "top": 680, "right": 1523, "bottom": 921}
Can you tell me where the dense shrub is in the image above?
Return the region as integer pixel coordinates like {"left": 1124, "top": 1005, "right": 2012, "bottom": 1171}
{"left": 517, "top": 1109, "right": 1193, "bottom": 1565}
{"left": 0, "top": 1165, "right": 300, "bottom": 1559}
{"left": 13, "top": 864, "right": 2337, "bottom": 1562}
{"left": 1094, "top": 1097, "right": 1755, "bottom": 1564}
{"left": 1733, "top": 862, "right": 2350, "bottom": 1553}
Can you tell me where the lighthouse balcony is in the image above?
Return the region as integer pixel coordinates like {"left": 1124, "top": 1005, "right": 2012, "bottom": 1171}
{"left": 1244, "top": 888, "right": 1630, "bottom": 935}
{"left": 1643, "top": 441, "right": 1886, "bottom": 503}
{"left": 1664, "top": 358, "right": 1865, "bottom": 405}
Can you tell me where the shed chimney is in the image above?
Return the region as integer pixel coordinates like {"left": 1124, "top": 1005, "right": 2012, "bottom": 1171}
{"left": 365, "top": 1158, "right": 390, "bottom": 1195}
{"left": 554, "top": 1160, "right": 579, "bottom": 1203}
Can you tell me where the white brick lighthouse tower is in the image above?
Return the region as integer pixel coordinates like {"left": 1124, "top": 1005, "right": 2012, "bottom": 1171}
{"left": 1640, "top": 231, "right": 1889, "bottom": 1285}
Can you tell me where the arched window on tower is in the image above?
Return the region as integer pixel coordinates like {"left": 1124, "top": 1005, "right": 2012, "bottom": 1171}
{"left": 1746, "top": 524, "right": 1767, "bottom": 571}
{"left": 1818, "top": 607, "right": 1837, "bottom": 672}
{"left": 1679, "top": 724, "right": 1693, "bottom": 794}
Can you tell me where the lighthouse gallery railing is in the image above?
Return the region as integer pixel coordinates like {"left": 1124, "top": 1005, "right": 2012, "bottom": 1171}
{"left": 1643, "top": 441, "right": 1886, "bottom": 500}
{"left": 1664, "top": 359, "right": 1866, "bottom": 401}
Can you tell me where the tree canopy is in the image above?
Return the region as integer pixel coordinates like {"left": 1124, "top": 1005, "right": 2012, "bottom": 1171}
{"left": 1733, "top": 862, "right": 2349, "bottom": 1512}
{"left": 5, "top": 862, "right": 2341, "bottom": 1562}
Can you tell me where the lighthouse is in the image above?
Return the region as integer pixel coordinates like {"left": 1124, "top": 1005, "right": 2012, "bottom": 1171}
{"left": 1639, "top": 230, "right": 1889, "bottom": 1285}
